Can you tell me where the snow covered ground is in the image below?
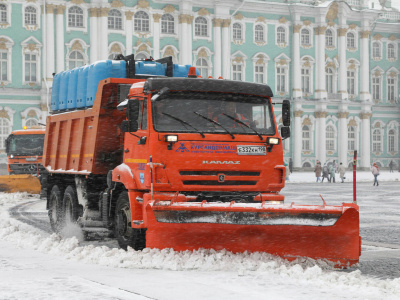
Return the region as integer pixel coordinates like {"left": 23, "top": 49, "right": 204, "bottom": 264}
{"left": 1, "top": 171, "right": 400, "bottom": 299}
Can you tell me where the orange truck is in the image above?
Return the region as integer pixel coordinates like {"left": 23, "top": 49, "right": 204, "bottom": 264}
{"left": 42, "top": 56, "right": 360, "bottom": 267}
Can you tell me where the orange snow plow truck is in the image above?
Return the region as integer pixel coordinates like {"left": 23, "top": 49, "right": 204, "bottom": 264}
{"left": 42, "top": 55, "right": 360, "bottom": 267}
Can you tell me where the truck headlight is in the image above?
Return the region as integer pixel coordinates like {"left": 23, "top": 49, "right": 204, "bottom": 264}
{"left": 267, "top": 137, "right": 279, "bottom": 145}
{"left": 10, "top": 155, "right": 14, "bottom": 158}
{"left": 165, "top": 135, "right": 178, "bottom": 142}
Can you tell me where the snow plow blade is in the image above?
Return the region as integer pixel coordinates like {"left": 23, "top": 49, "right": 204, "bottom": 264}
{"left": 0, "top": 174, "right": 41, "bottom": 194}
{"left": 145, "top": 202, "right": 360, "bottom": 268}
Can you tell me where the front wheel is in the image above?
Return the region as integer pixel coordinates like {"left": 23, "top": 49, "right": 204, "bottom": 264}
{"left": 114, "top": 191, "right": 146, "bottom": 250}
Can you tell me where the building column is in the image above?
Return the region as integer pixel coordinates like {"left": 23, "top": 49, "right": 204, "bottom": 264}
{"left": 338, "top": 27, "right": 348, "bottom": 99}
{"left": 186, "top": 16, "right": 193, "bottom": 65}
{"left": 178, "top": 15, "right": 189, "bottom": 64}
{"left": 315, "top": 111, "right": 328, "bottom": 164}
{"left": 45, "top": 4, "right": 55, "bottom": 79}
{"left": 292, "top": 24, "right": 302, "bottom": 98}
{"left": 293, "top": 109, "right": 303, "bottom": 168}
{"left": 89, "top": 8, "right": 98, "bottom": 63}
{"left": 152, "top": 14, "right": 161, "bottom": 59}
{"left": 221, "top": 19, "right": 231, "bottom": 79}
{"left": 125, "top": 11, "right": 133, "bottom": 56}
{"left": 213, "top": 19, "right": 222, "bottom": 78}
{"left": 360, "top": 112, "right": 372, "bottom": 169}
{"left": 338, "top": 111, "right": 349, "bottom": 165}
{"left": 360, "top": 30, "right": 371, "bottom": 101}
{"left": 98, "top": 8, "right": 110, "bottom": 60}
{"left": 316, "top": 26, "right": 327, "bottom": 99}
{"left": 55, "top": 5, "right": 65, "bottom": 73}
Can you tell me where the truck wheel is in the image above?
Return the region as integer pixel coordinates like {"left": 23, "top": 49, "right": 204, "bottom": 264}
{"left": 115, "top": 191, "right": 146, "bottom": 251}
{"left": 63, "top": 185, "right": 80, "bottom": 225}
{"left": 48, "top": 185, "right": 63, "bottom": 232}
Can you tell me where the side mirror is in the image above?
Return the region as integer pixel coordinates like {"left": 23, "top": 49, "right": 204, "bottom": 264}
{"left": 282, "top": 99, "right": 290, "bottom": 127}
{"left": 121, "top": 100, "right": 139, "bottom": 133}
{"left": 281, "top": 126, "right": 290, "bottom": 139}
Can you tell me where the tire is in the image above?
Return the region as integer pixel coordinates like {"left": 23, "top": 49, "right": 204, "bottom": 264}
{"left": 63, "top": 185, "right": 80, "bottom": 225}
{"left": 48, "top": 185, "right": 63, "bottom": 232}
{"left": 114, "top": 191, "right": 146, "bottom": 250}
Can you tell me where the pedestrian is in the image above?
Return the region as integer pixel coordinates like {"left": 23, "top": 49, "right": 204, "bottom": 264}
{"left": 285, "top": 162, "right": 290, "bottom": 181}
{"left": 289, "top": 158, "right": 293, "bottom": 174}
{"left": 329, "top": 164, "right": 336, "bottom": 183}
{"left": 332, "top": 160, "right": 338, "bottom": 173}
{"left": 338, "top": 162, "right": 346, "bottom": 183}
{"left": 389, "top": 160, "right": 394, "bottom": 173}
{"left": 372, "top": 163, "right": 380, "bottom": 186}
{"left": 314, "top": 162, "right": 322, "bottom": 182}
{"left": 321, "top": 163, "right": 329, "bottom": 182}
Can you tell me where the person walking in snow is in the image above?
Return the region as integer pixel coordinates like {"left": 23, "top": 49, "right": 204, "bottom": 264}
{"left": 289, "top": 158, "right": 293, "bottom": 174}
{"left": 332, "top": 160, "right": 338, "bottom": 173}
{"left": 338, "top": 162, "right": 346, "bottom": 183}
{"left": 321, "top": 163, "right": 329, "bottom": 182}
{"left": 314, "top": 162, "right": 322, "bottom": 182}
{"left": 389, "top": 160, "right": 394, "bottom": 173}
{"left": 329, "top": 164, "right": 336, "bottom": 183}
{"left": 372, "top": 163, "right": 380, "bottom": 186}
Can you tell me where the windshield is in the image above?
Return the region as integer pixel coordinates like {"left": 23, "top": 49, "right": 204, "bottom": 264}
{"left": 7, "top": 134, "right": 45, "bottom": 156}
{"left": 151, "top": 92, "right": 275, "bottom": 136}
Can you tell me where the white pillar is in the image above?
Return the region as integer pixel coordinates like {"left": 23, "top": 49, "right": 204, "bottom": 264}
{"left": 338, "top": 27, "right": 348, "bottom": 99}
{"left": 338, "top": 111, "right": 349, "bottom": 165}
{"left": 360, "top": 31, "right": 371, "bottom": 101}
{"left": 186, "top": 16, "right": 193, "bottom": 65}
{"left": 293, "top": 109, "right": 303, "bottom": 168}
{"left": 152, "top": 14, "right": 161, "bottom": 59}
{"left": 178, "top": 17, "right": 184, "bottom": 64}
{"left": 221, "top": 19, "right": 231, "bottom": 79}
{"left": 125, "top": 12, "right": 133, "bottom": 56}
{"left": 179, "top": 15, "right": 189, "bottom": 64}
{"left": 361, "top": 112, "right": 372, "bottom": 168}
{"left": 213, "top": 19, "right": 222, "bottom": 78}
{"left": 46, "top": 4, "right": 55, "bottom": 79}
{"left": 89, "top": 8, "right": 98, "bottom": 63}
{"left": 316, "top": 111, "right": 327, "bottom": 164}
{"left": 292, "top": 24, "right": 302, "bottom": 98}
{"left": 98, "top": 8, "right": 109, "bottom": 60}
{"left": 55, "top": 5, "right": 65, "bottom": 73}
{"left": 316, "top": 26, "right": 327, "bottom": 99}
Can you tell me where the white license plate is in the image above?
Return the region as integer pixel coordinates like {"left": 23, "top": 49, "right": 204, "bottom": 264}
{"left": 237, "top": 145, "right": 266, "bottom": 155}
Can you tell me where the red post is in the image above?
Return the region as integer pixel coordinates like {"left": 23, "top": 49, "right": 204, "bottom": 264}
{"left": 353, "top": 150, "right": 357, "bottom": 204}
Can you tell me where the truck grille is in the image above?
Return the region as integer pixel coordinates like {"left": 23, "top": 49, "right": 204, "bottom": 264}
{"left": 182, "top": 181, "right": 257, "bottom": 186}
{"left": 179, "top": 171, "right": 260, "bottom": 176}
{"left": 180, "top": 170, "right": 260, "bottom": 186}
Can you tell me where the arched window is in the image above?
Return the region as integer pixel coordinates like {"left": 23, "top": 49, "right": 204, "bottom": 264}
{"left": 0, "top": 50, "right": 8, "bottom": 81}
{"left": 135, "top": 52, "right": 149, "bottom": 60}
{"left": 24, "top": 53, "right": 37, "bottom": 82}
{"left": 108, "top": 9, "right": 122, "bottom": 30}
{"left": 348, "top": 126, "right": 356, "bottom": 151}
{"left": 233, "top": 23, "right": 242, "bottom": 40}
{"left": 68, "top": 6, "right": 84, "bottom": 27}
{"left": 161, "top": 14, "right": 174, "bottom": 34}
{"left": 196, "top": 58, "right": 208, "bottom": 78}
{"left": 302, "top": 125, "right": 311, "bottom": 151}
{"left": 25, "top": 118, "right": 38, "bottom": 127}
{"left": 372, "top": 42, "right": 381, "bottom": 58}
{"left": 372, "top": 129, "right": 382, "bottom": 152}
{"left": 255, "top": 24, "right": 264, "bottom": 42}
{"left": 108, "top": 53, "right": 121, "bottom": 60}
{"left": 277, "top": 26, "right": 286, "bottom": 44}
{"left": 326, "top": 125, "right": 335, "bottom": 151}
{"left": 388, "top": 129, "right": 396, "bottom": 152}
{"left": 325, "top": 29, "right": 333, "bottom": 47}
{"left": 388, "top": 44, "right": 395, "bottom": 59}
{"left": 302, "top": 162, "right": 311, "bottom": 168}
{"left": 0, "top": 4, "right": 7, "bottom": 23}
{"left": 0, "top": 118, "right": 11, "bottom": 149}
{"left": 134, "top": 11, "right": 149, "bottom": 32}
{"left": 326, "top": 68, "right": 334, "bottom": 93}
{"left": 68, "top": 51, "right": 84, "bottom": 69}
{"left": 347, "top": 32, "right": 355, "bottom": 48}
{"left": 254, "top": 63, "right": 264, "bottom": 83}
{"left": 195, "top": 17, "right": 208, "bottom": 37}
{"left": 301, "top": 28, "right": 310, "bottom": 46}
{"left": 25, "top": 6, "right": 37, "bottom": 25}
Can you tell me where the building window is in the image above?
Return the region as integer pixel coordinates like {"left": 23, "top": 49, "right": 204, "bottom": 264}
{"left": 276, "top": 67, "right": 286, "bottom": 93}
{"left": 24, "top": 53, "right": 37, "bottom": 82}
{"left": 387, "top": 44, "right": 395, "bottom": 60}
{"left": 372, "top": 76, "right": 381, "bottom": 101}
{"left": 388, "top": 77, "right": 395, "bottom": 102}
{"left": 134, "top": 11, "right": 149, "bottom": 32}
{"left": 161, "top": 14, "right": 174, "bottom": 34}
{"left": 0, "top": 118, "right": 11, "bottom": 149}
{"left": 108, "top": 9, "right": 122, "bottom": 30}
{"left": 302, "top": 125, "right": 311, "bottom": 151}
{"left": 0, "top": 51, "right": 7, "bottom": 81}
{"left": 196, "top": 58, "right": 208, "bottom": 78}
{"left": 347, "top": 32, "right": 355, "bottom": 48}
{"left": 232, "top": 62, "right": 243, "bottom": 81}
{"left": 255, "top": 24, "right": 264, "bottom": 42}
{"left": 277, "top": 26, "right": 286, "bottom": 44}
{"left": 255, "top": 64, "right": 264, "bottom": 83}
{"left": 347, "top": 70, "right": 355, "bottom": 96}
{"left": 372, "top": 42, "right": 381, "bottom": 59}
{"left": 326, "top": 68, "right": 334, "bottom": 93}
{"left": 348, "top": 126, "right": 356, "bottom": 151}
{"left": 0, "top": 4, "right": 7, "bottom": 23}
{"left": 108, "top": 53, "right": 121, "bottom": 60}
{"left": 301, "top": 28, "right": 310, "bottom": 46}
{"left": 195, "top": 17, "right": 208, "bottom": 37}
{"left": 301, "top": 68, "right": 310, "bottom": 93}
{"left": 68, "top": 6, "right": 84, "bottom": 28}
{"left": 388, "top": 129, "right": 397, "bottom": 152}
{"left": 325, "top": 29, "right": 333, "bottom": 47}
{"left": 68, "top": 51, "right": 84, "bottom": 69}
{"left": 233, "top": 23, "right": 242, "bottom": 40}
{"left": 326, "top": 125, "right": 335, "bottom": 151}
{"left": 25, "top": 118, "right": 38, "bottom": 127}
{"left": 25, "top": 6, "right": 37, "bottom": 26}
{"left": 372, "top": 129, "right": 382, "bottom": 152}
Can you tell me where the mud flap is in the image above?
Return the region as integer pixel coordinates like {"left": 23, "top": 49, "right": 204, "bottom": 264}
{"left": 0, "top": 175, "right": 41, "bottom": 194}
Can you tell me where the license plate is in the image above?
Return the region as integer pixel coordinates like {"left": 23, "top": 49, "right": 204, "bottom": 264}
{"left": 237, "top": 145, "right": 266, "bottom": 155}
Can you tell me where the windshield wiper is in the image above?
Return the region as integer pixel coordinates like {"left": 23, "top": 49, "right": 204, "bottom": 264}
{"left": 162, "top": 112, "right": 205, "bottom": 138}
{"left": 194, "top": 112, "right": 235, "bottom": 139}
{"left": 222, "top": 113, "right": 263, "bottom": 140}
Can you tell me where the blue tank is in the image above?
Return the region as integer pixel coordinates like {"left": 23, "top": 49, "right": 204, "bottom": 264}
{"left": 51, "top": 73, "right": 62, "bottom": 111}
{"left": 76, "top": 65, "right": 89, "bottom": 108}
{"left": 86, "top": 60, "right": 126, "bottom": 107}
{"left": 135, "top": 61, "right": 167, "bottom": 76}
{"left": 67, "top": 68, "right": 79, "bottom": 109}
{"left": 58, "top": 70, "right": 71, "bottom": 110}
{"left": 173, "top": 64, "right": 200, "bottom": 77}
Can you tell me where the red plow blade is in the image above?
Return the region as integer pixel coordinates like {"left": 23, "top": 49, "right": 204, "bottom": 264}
{"left": 145, "top": 202, "right": 360, "bottom": 268}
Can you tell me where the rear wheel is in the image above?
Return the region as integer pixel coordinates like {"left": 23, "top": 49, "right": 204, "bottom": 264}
{"left": 48, "top": 185, "right": 63, "bottom": 232}
{"left": 115, "top": 191, "right": 146, "bottom": 250}
{"left": 63, "top": 185, "right": 80, "bottom": 225}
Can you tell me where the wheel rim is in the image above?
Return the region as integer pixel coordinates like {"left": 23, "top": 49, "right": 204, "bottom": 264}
{"left": 117, "top": 204, "right": 131, "bottom": 239}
